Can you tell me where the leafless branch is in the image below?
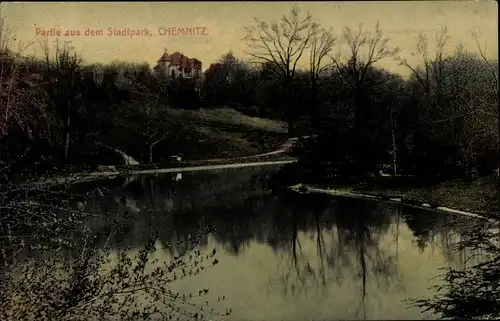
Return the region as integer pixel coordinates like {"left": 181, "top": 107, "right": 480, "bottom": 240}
{"left": 309, "top": 26, "right": 336, "bottom": 86}
{"left": 243, "top": 5, "right": 316, "bottom": 81}
{"left": 398, "top": 26, "right": 448, "bottom": 98}
{"left": 332, "top": 21, "right": 400, "bottom": 89}
{"left": 471, "top": 31, "right": 499, "bottom": 105}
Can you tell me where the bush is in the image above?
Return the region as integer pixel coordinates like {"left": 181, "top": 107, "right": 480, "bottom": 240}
{"left": 0, "top": 182, "right": 230, "bottom": 321}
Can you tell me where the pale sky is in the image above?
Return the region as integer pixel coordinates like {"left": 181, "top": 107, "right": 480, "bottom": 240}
{"left": 1, "top": 1, "right": 498, "bottom": 76}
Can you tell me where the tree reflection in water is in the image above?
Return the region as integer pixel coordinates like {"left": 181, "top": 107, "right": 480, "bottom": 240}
{"left": 62, "top": 167, "right": 478, "bottom": 319}
{"left": 262, "top": 192, "right": 403, "bottom": 319}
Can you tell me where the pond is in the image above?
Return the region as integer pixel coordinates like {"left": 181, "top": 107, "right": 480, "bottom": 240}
{"left": 70, "top": 166, "right": 481, "bottom": 320}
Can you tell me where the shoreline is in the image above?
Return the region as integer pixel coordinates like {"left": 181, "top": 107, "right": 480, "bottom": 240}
{"left": 11, "top": 158, "right": 297, "bottom": 187}
{"left": 288, "top": 183, "right": 499, "bottom": 222}
{"left": 8, "top": 153, "right": 498, "bottom": 223}
{"left": 6, "top": 138, "right": 299, "bottom": 187}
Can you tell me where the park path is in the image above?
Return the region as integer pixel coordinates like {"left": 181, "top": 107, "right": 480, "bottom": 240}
{"left": 198, "top": 137, "right": 303, "bottom": 163}
{"left": 12, "top": 137, "right": 303, "bottom": 187}
{"left": 114, "top": 137, "right": 302, "bottom": 165}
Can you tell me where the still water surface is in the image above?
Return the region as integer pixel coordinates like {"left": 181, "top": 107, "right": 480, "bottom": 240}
{"left": 75, "top": 166, "right": 480, "bottom": 320}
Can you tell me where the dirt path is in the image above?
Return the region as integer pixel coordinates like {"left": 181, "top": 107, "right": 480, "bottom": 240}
{"left": 196, "top": 137, "right": 301, "bottom": 162}
{"left": 113, "top": 148, "right": 139, "bottom": 165}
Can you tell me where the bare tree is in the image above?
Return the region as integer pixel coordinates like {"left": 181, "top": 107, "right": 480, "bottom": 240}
{"left": 394, "top": 27, "right": 452, "bottom": 175}
{"left": 398, "top": 27, "right": 449, "bottom": 113}
{"left": 471, "top": 31, "right": 499, "bottom": 125}
{"left": 308, "top": 25, "right": 336, "bottom": 129}
{"left": 331, "top": 22, "right": 400, "bottom": 92}
{"left": 330, "top": 22, "right": 400, "bottom": 175}
{"left": 39, "top": 38, "right": 83, "bottom": 163}
{"left": 442, "top": 48, "right": 498, "bottom": 175}
{"left": 123, "top": 100, "right": 170, "bottom": 164}
{"left": 380, "top": 76, "right": 405, "bottom": 176}
{"left": 469, "top": 32, "right": 499, "bottom": 173}
{"left": 1, "top": 17, "right": 41, "bottom": 138}
{"left": 400, "top": 27, "right": 498, "bottom": 176}
{"left": 244, "top": 5, "right": 317, "bottom": 134}
{"left": 0, "top": 17, "right": 48, "bottom": 168}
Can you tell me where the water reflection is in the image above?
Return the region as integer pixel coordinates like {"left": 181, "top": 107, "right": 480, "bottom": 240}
{"left": 69, "top": 166, "right": 481, "bottom": 320}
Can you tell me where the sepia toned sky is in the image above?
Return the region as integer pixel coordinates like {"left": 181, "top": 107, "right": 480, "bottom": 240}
{"left": 1, "top": 1, "right": 498, "bottom": 75}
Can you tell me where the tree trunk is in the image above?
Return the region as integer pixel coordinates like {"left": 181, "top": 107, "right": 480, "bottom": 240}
{"left": 286, "top": 77, "right": 295, "bottom": 136}
{"left": 64, "top": 111, "right": 71, "bottom": 163}
{"left": 392, "top": 127, "right": 398, "bottom": 176}
{"left": 353, "top": 88, "right": 366, "bottom": 174}
{"left": 149, "top": 144, "right": 153, "bottom": 164}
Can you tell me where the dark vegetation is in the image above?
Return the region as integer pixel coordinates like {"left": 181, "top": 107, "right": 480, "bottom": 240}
{"left": 237, "top": 6, "right": 500, "bottom": 320}
{"left": 0, "top": 27, "right": 292, "bottom": 183}
{"left": 256, "top": 19, "right": 499, "bottom": 185}
{"left": 1, "top": 10, "right": 497, "bottom": 182}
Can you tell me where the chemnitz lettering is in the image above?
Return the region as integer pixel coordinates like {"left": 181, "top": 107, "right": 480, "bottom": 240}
{"left": 158, "top": 27, "right": 208, "bottom": 36}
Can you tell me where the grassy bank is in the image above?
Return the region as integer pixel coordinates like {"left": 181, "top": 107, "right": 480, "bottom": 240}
{"left": 120, "top": 107, "right": 289, "bottom": 163}
{"left": 347, "top": 176, "right": 499, "bottom": 217}
{"left": 276, "top": 159, "right": 499, "bottom": 216}
{"left": 4, "top": 107, "right": 290, "bottom": 183}
{"left": 165, "top": 107, "right": 287, "bottom": 132}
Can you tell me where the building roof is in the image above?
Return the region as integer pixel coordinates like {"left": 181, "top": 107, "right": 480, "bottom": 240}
{"left": 157, "top": 52, "right": 202, "bottom": 69}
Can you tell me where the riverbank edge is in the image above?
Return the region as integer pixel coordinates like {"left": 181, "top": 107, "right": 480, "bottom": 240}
{"left": 288, "top": 183, "right": 499, "bottom": 222}
{"left": 15, "top": 156, "right": 298, "bottom": 187}
{"left": 7, "top": 137, "right": 298, "bottom": 185}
